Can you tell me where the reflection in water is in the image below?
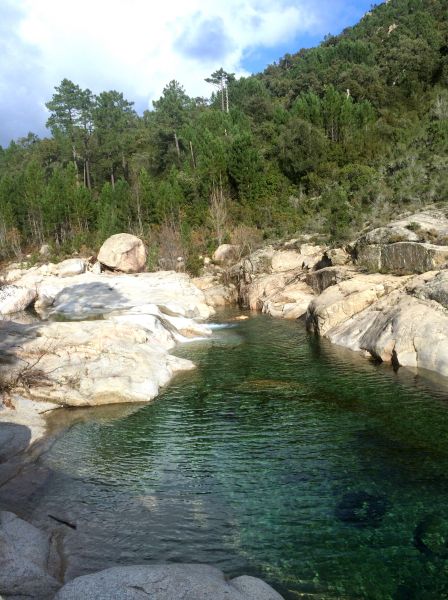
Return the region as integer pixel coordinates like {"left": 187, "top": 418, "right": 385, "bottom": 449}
{"left": 3, "top": 311, "right": 448, "bottom": 599}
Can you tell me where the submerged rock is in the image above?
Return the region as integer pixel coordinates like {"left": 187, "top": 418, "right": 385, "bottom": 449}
{"left": 54, "top": 564, "right": 284, "bottom": 600}
{"left": 335, "top": 491, "right": 388, "bottom": 527}
{"left": 414, "top": 514, "right": 448, "bottom": 559}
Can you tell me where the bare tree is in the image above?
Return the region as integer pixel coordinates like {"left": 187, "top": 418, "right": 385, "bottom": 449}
{"left": 208, "top": 179, "right": 228, "bottom": 245}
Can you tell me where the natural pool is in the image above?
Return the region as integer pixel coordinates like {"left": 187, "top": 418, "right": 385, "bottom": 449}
{"left": 11, "top": 312, "right": 448, "bottom": 598}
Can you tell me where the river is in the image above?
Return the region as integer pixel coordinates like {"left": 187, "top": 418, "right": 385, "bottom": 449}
{"left": 2, "top": 310, "right": 448, "bottom": 599}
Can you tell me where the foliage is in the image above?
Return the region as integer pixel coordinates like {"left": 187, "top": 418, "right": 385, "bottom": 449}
{"left": 0, "top": 0, "right": 447, "bottom": 265}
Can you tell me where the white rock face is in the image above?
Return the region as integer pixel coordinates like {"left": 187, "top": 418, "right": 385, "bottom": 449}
{"left": 0, "top": 268, "right": 214, "bottom": 408}
{"left": 54, "top": 564, "right": 284, "bottom": 600}
{"left": 0, "top": 285, "right": 36, "bottom": 314}
{"left": 98, "top": 233, "right": 147, "bottom": 273}
{"left": 0, "top": 511, "right": 60, "bottom": 598}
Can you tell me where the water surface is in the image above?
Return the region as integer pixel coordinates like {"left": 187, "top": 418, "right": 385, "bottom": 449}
{"left": 11, "top": 312, "right": 448, "bottom": 598}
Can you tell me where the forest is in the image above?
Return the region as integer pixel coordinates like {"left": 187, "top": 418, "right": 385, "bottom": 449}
{"left": 0, "top": 0, "right": 447, "bottom": 272}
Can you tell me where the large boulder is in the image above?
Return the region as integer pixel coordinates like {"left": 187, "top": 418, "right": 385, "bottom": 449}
{"left": 0, "top": 511, "right": 60, "bottom": 598}
{"left": 0, "top": 285, "right": 36, "bottom": 315}
{"left": 54, "top": 564, "right": 284, "bottom": 600}
{"left": 212, "top": 244, "right": 240, "bottom": 264}
{"left": 98, "top": 233, "right": 147, "bottom": 273}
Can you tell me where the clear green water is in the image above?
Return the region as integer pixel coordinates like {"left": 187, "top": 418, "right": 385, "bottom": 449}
{"left": 34, "top": 313, "right": 448, "bottom": 598}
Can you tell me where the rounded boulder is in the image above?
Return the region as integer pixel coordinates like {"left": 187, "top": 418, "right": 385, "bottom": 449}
{"left": 98, "top": 234, "right": 147, "bottom": 273}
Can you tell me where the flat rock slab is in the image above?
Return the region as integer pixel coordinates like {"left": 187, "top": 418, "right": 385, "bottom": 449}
{"left": 54, "top": 564, "right": 284, "bottom": 600}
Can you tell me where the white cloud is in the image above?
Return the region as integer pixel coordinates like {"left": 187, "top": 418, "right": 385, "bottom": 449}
{"left": 1, "top": 0, "right": 323, "bottom": 143}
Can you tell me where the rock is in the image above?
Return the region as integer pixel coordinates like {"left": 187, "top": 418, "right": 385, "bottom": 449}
{"left": 326, "top": 247, "right": 352, "bottom": 266}
{"left": 262, "top": 280, "right": 314, "bottom": 320}
{"left": 39, "top": 243, "right": 51, "bottom": 257}
{"left": 382, "top": 242, "right": 448, "bottom": 274}
{"left": 204, "top": 284, "right": 238, "bottom": 307}
{"left": 229, "top": 576, "right": 284, "bottom": 600}
{"left": 54, "top": 564, "right": 284, "bottom": 600}
{"left": 322, "top": 272, "right": 448, "bottom": 376}
{"left": 306, "top": 274, "right": 406, "bottom": 336}
{"left": 357, "top": 241, "right": 448, "bottom": 275}
{"left": 192, "top": 276, "right": 237, "bottom": 307}
{"left": 0, "top": 285, "right": 36, "bottom": 314}
{"left": 98, "top": 233, "right": 147, "bottom": 273}
{"left": 0, "top": 316, "right": 198, "bottom": 407}
{"left": 90, "top": 261, "right": 102, "bottom": 274}
{"left": 306, "top": 266, "right": 357, "bottom": 295}
{"left": 271, "top": 246, "right": 325, "bottom": 273}
{"left": 212, "top": 244, "right": 240, "bottom": 264}
{"left": 356, "top": 244, "right": 382, "bottom": 272}
{"left": 361, "top": 225, "right": 419, "bottom": 245}
{"left": 271, "top": 250, "right": 305, "bottom": 273}
{"left": 0, "top": 511, "right": 60, "bottom": 599}
{"left": 233, "top": 246, "right": 275, "bottom": 282}
{"left": 57, "top": 258, "right": 86, "bottom": 277}
{"left": 26, "top": 272, "right": 213, "bottom": 321}
{"left": 335, "top": 492, "right": 388, "bottom": 527}
{"left": 391, "top": 210, "right": 448, "bottom": 241}
{"left": 240, "top": 272, "right": 289, "bottom": 310}
{"left": 358, "top": 294, "right": 448, "bottom": 374}
{"left": 0, "top": 270, "right": 214, "bottom": 408}
{"left": 414, "top": 514, "right": 448, "bottom": 559}
{"left": 407, "top": 270, "right": 448, "bottom": 309}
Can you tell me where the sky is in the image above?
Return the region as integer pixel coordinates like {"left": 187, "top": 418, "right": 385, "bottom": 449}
{"left": 0, "top": 0, "right": 380, "bottom": 146}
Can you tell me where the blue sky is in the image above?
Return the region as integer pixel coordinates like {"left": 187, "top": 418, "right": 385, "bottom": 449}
{"left": 0, "top": 0, "right": 381, "bottom": 146}
{"left": 241, "top": 1, "right": 378, "bottom": 73}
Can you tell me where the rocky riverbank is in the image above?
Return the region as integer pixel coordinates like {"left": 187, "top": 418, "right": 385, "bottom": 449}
{"left": 197, "top": 208, "right": 448, "bottom": 378}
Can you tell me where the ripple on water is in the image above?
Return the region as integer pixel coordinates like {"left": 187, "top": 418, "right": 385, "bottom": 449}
{"left": 15, "top": 313, "right": 448, "bottom": 599}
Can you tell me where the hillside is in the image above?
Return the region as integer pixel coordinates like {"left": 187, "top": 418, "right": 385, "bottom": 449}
{"left": 0, "top": 0, "right": 446, "bottom": 271}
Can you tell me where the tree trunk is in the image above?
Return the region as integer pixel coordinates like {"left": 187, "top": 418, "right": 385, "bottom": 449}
{"left": 189, "top": 141, "right": 196, "bottom": 169}
{"left": 174, "top": 132, "right": 180, "bottom": 159}
{"left": 86, "top": 159, "right": 91, "bottom": 189}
